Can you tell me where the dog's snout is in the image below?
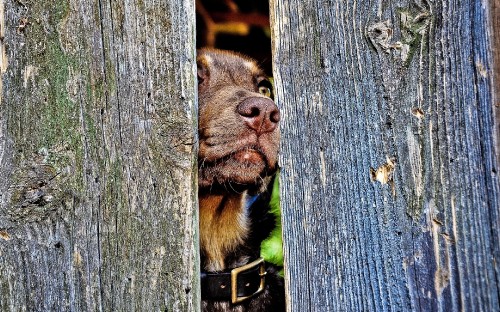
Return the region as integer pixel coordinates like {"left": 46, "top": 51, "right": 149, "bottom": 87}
{"left": 237, "top": 97, "right": 280, "bottom": 134}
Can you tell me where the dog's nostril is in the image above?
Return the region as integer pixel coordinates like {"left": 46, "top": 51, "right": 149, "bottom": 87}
{"left": 270, "top": 110, "right": 280, "bottom": 123}
{"left": 238, "top": 102, "right": 262, "bottom": 118}
{"left": 250, "top": 106, "right": 260, "bottom": 117}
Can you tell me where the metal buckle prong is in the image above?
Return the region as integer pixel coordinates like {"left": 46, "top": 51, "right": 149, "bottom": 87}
{"left": 230, "top": 257, "right": 266, "bottom": 304}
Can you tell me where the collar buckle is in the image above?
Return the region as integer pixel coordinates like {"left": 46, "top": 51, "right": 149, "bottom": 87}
{"left": 230, "top": 257, "right": 267, "bottom": 304}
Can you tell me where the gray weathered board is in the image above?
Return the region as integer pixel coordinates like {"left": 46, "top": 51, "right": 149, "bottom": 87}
{"left": 0, "top": 0, "right": 198, "bottom": 311}
{"left": 271, "top": 0, "right": 500, "bottom": 311}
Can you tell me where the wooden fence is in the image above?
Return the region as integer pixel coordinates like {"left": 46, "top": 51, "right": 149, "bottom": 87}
{"left": 1, "top": 0, "right": 499, "bottom": 311}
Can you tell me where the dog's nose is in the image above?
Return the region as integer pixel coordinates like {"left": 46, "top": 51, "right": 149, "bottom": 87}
{"left": 237, "top": 97, "right": 280, "bottom": 134}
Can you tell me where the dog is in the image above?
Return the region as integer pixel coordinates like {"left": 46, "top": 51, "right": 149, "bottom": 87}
{"left": 197, "top": 48, "right": 285, "bottom": 312}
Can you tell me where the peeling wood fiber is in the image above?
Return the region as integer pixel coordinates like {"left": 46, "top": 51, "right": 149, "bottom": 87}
{"left": 0, "top": 0, "right": 198, "bottom": 311}
{"left": 271, "top": 0, "right": 500, "bottom": 311}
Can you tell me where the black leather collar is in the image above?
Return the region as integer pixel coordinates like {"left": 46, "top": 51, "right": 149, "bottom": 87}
{"left": 201, "top": 257, "right": 267, "bottom": 304}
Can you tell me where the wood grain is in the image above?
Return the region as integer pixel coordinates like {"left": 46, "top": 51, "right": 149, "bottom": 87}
{"left": 270, "top": 0, "right": 500, "bottom": 310}
{"left": 0, "top": 0, "right": 199, "bottom": 310}
{"left": 490, "top": 0, "right": 500, "bottom": 178}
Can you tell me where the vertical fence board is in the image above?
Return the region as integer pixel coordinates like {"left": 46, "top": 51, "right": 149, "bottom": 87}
{"left": 0, "top": 0, "right": 198, "bottom": 311}
{"left": 492, "top": 0, "right": 500, "bottom": 172}
{"left": 271, "top": 0, "right": 499, "bottom": 311}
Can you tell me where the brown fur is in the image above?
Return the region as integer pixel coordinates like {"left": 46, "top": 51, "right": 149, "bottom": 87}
{"left": 198, "top": 49, "right": 283, "bottom": 311}
{"left": 197, "top": 48, "right": 279, "bottom": 269}
{"left": 199, "top": 193, "right": 249, "bottom": 271}
{"left": 197, "top": 49, "right": 279, "bottom": 190}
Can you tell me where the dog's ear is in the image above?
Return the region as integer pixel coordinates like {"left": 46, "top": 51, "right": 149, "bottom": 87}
{"left": 197, "top": 55, "right": 211, "bottom": 85}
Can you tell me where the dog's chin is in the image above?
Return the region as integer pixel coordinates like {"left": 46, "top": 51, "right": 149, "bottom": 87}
{"left": 199, "top": 152, "right": 273, "bottom": 189}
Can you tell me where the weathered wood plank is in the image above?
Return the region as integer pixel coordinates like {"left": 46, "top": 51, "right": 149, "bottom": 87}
{"left": 271, "top": 0, "right": 500, "bottom": 311}
{"left": 491, "top": 0, "right": 500, "bottom": 173}
{"left": 0, "top": 0, "right": 198, "bottom": 311}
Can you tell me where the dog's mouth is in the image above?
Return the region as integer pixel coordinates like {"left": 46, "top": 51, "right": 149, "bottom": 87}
{"left": 233, "top": 148, "right": 264, "bottom": 165}
{"left": 198, "top": 144, "right": 275, "bottom": 188}
{"left": 205, "top": 145, "right": 270, "bottom": 171}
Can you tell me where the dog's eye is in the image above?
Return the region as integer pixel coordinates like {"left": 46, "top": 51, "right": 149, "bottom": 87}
{"left": 259, "top": 86, "right": 272, "bottom": 97}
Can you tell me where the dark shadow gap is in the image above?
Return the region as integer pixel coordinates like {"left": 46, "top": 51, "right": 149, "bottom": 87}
{"left": 196, "top": 0, "right": 273, "bottom": 75}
